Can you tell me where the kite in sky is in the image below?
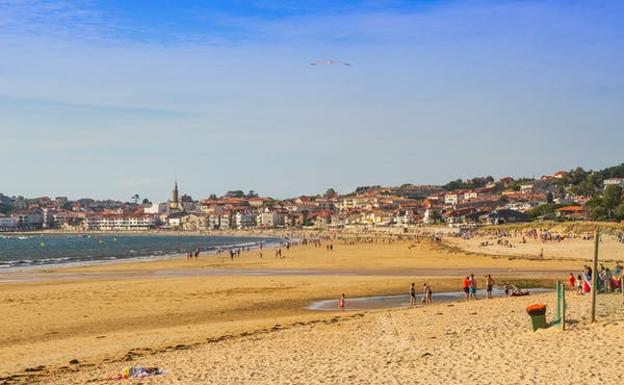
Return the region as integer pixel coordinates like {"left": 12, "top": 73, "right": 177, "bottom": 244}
{"left": 310, "top": 60, "right": 351, "bottom": 66}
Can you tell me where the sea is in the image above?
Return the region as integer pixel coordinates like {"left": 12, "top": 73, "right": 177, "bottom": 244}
{"left": 0, "top": 234, "right": 279, "bottom": 270}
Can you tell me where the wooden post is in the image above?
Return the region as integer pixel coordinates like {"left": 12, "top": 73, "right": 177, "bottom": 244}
{"left": 555, "top": 281, "right": 561, "bottom": 323}
{"left": 591, "top": 229, "right": 600, "bottom": 322}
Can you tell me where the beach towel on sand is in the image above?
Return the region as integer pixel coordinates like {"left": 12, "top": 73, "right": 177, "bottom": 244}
{"left": 111, "top": 366, "right": 165, "bottom": 380}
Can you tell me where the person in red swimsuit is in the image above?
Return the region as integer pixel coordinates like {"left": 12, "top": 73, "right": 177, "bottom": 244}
{"left": 338, "top": 293, "right": 345, "bottom": 310}
{"left": 568, "top": 273, "right": 576, "bottom": 290}
{"left": 463, "top": 276, "right": 470, "bottom": 301}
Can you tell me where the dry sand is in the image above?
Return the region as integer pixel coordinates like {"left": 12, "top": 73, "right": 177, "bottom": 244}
{"left": 446, "top": 231, "right": 624, "bottom": 262}
{"left": 28, "top": 292, "right": 624, "bottom": 385}
{"left": 0, "top": 235, "right": 619, "bottom": 384}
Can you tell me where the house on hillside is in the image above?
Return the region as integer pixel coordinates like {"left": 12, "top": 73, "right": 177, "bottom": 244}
{"left": 487, "top": 209, "right": 529, "bottom": 225}
{"left": 444, "top": 191, "right": 465, "bottom": 205}
{"left": 553, "top": 170, "right": 567, "bottom": 179}
{"left": 463, "top": 190, "right": 478, "bottom": 201}
{"left": 555, "top": 205, "right": 587, "bottom": 220}
{"left": 604, "top": 178, "right": 624, "bottom": 188}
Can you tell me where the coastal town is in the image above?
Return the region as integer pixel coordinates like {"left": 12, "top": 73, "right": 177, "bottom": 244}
{"left": 2, "top": 164, "right": 624, "bottom": 232}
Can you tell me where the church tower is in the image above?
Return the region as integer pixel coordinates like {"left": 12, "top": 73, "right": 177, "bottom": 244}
{"left": 170, "top": 180, "right": 179, "bottom": 209}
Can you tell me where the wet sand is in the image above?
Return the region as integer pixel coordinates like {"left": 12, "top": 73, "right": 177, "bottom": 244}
{"left": 306, "top": 287, "right": 553, "bottom": 311}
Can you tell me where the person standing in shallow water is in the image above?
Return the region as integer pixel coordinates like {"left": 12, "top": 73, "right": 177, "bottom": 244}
{"left": 422, "top": 283, "right": 432, "bottom": 305}
{"left": 469, "top": 274, "right": 478, "bottom": 300}
{"left": 486, "top": 274, "right": 495, "bottom": 299}
{"left": 463, "top": 276, "right": 471, "bottom": 301}
{"left": 338, "top": 294, "right": 345, "bottom": 311}
{"left": 410, "top": 283, "right": 417, "bottom": 306}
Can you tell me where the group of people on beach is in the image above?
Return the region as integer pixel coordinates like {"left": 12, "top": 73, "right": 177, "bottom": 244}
{"left": 185, "top": 247, "right": 200, "bottom": 260}
{"left": 409, "top": 282, "right": 432, "bottom": 306}
{"left": 569, "top": 262, "right": 624, "bottom": 295}
{"left": 461, "top": 274, "right": 528, "bottom": 300}
{"left": 462, "top": 274, "right": 496, "bottom": 300}
{"left": 338, "top": 273, "right": 527, "bottom": 311}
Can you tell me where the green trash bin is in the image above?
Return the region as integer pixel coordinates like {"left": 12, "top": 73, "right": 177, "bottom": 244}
{"left": 527, "top": 304, "right": 547, "bottom": 331}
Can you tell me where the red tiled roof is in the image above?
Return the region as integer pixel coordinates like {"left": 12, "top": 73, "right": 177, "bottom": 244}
{"left": 556, "top": 205, "right": 584, "bottom": 212}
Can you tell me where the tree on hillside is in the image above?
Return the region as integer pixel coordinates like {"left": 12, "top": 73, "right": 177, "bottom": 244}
{"left": 599, "top": 163, "right": 624, "bottom": 180}
{"left": 603, "top": 185, "right": 623, "bottom": 219}
{"left": 225, "top": 190, "right": 245, "bottom": 198}
{"left": 131, "top": 194, "right": 140, "bottom": 204}
{"left": 324, "top": 188, "right": 337, "bottom": 198}
{"left": 613, "top": 201, "right": 624, "bottom": 221}
{"left": 527, "top": 203, "right": 563, "bottom": 219}
{"left": 443, "top": 179, "right": 464, "bottom": 191}
{"left": 614, "top": 202, "right": 624, "bottom": 221}
{"left": 355, "top": 185, "right": 381, "bottom": 194}
{"left": 585, "top": 185, "right": 624, "bottom": 220}
{"left": 569, "top": 174, "right": 601, "bottom": 196}
{"left": 142, "top": 198, "right": 150, "bottom": 205}
{"left": 0, "top": 202, "right": 12, "bottom": 215}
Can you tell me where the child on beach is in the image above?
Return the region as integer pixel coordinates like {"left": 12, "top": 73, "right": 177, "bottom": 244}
{"left": 576, "top": 274, "right": 583, "bottom": 295}
{"left": 503, "top": 282, "right": 511, "bottom": 297}
{"left": 338, "top": 294, "right": 345, "bottom": 311}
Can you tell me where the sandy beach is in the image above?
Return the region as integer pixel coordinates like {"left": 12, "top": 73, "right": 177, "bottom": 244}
{"left": 37, "top": 292, "right": 624, "bottom": 385}
{"left": 1, "top": 231, "right": 621, "bottom": 384}
{"left": 445, "top": 228, "right": 624, "bottom": 262}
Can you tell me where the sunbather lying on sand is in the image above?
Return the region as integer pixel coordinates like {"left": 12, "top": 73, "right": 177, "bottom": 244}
{"left": 110, "top": 366, "right": 165, "bottom": 380}
{"left": 510, "top": 285, "right": 529, "bottom": 296}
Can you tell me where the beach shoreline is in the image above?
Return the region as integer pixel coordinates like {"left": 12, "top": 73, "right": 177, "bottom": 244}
{"left": 0, "top": 233, "right": 284, "bottom": 273}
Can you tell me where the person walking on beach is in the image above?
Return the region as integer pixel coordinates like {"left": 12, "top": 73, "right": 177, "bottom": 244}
{"left": 338, "top": 294, "right": 345, "bottom": 311}
{"left": 469, "top": 274, "right": 478, "bottom": 300}
{"left": 410, "top": 283, "right": 417, "bottom": 306}
{"left": 486, "top": 274, "right": 495, "bottom": 299}
{"left": 463, "top": 276, "right": 471, "bottom": 301}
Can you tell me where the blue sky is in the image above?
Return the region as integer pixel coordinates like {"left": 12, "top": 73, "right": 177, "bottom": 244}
{"left": 1, "top": 0, "right": 623, "bottom": 201}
